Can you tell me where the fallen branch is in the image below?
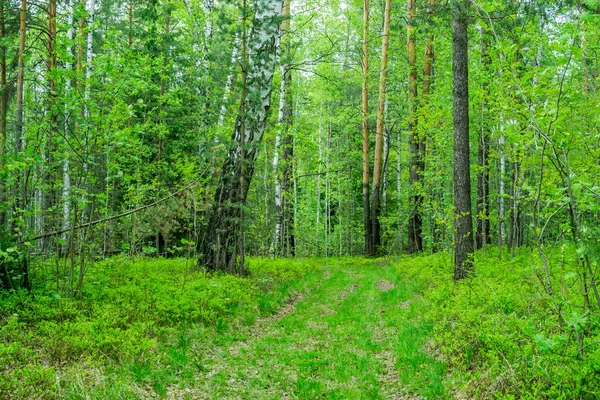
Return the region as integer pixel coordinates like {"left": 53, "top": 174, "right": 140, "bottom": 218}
{"left": 25, "top": 174, "right": 205, "bottom": 243}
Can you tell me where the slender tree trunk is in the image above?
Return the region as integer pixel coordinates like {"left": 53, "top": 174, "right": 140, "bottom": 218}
{"left": 272, "top": 0, "right": 291, "bottom": 257}
{"left": 325, "top": 122, "right": 331, "bottom": 257}
{"left": 498, "top": 134, "right": 506, "bottom": 246}
{"left": 476, "top": 29, "right": 491, "bottom": 250}
{"left": 218, "top": 34, "right": 241, "bottom": 126}
{"left": 362, "top": 0, "right": 372, "bottom": 255}
{"left": 316, "top": 116, "right": 322, "bottom": 254}
{"left": 370, "top": 0, "right": 391, "bottom": 252}
{"left": 5, "top": 0, "right": 28, "bottom": 290}
{"left": 62, "top": 0, "right": 75, "bottom": 244}
{"left": 422, "top": 0, "right": 435, "bottom": 250}
{"left": 407, "top": 0, "right": 423, "bottom": 253}
{"left": 85, "top": 0, "right": 95, "bottom": 117}
{"left": 281, "top": 80, "right": 295, "bottom": 256}
{"left": 382, "top": 99, "right": 390, "bottom": 210}
{"left": 198, "top": 0, "right": 284, "bottom": 273}
{"left": 452, "top": 0, "right": 474, "bottom": 280}
{"left": 0, "top": 2, "right": 7, "bottom": 228}
{"left": 43, "top": 0, "right": 58, "bottom": 250}
{"left": 15, "top": 0, "right": 26, "bottom": 193}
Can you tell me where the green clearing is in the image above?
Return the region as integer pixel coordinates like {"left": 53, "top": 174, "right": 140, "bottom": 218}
{"left": 1, "top": 251, "right": 599, "bottom": 399}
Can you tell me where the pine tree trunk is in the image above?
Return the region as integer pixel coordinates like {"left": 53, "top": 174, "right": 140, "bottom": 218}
{"left": 198, "top": 0, "right": 284, "bottom": 273}
{"left": 476, "top": 29, "right": 491, "bottom": 250}
{"left": 0, "top": 2, "right": 7, "bottom": 228}
{"left": 361, "top": 0, "right": 372, "bottom": 255}
{"left": 407, "top": 0, "right": 423, "bottom": 254}
{"left": 452, "top": 0, "right": 474, "bottom": 280}
{"left": 370, "top": 0, "right": 391, "bottom": 253}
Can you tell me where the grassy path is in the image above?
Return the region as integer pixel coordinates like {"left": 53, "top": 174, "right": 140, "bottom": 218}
{"left": 171, "top": 260, "right": 445, "bottom": 399}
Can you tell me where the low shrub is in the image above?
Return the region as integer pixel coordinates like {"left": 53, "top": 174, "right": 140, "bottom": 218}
{"left": 397, "top": 246, "right": 600, "bottom": 399}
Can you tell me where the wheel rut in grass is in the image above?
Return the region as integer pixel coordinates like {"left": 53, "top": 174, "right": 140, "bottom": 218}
{"left": 183, "top": 260, "right": 445, "bottom": 399}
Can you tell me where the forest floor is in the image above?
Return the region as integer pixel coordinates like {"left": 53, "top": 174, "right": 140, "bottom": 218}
{"left": 2, "top": 250, "right": 598, "bottom": 399}
{"left": 179, "top": 260, "right": 445, "bottom": 399}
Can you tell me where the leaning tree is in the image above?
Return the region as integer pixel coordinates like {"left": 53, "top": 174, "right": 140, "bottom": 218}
{"left": 198, "top": 0, "right": 284, "bottom": 274}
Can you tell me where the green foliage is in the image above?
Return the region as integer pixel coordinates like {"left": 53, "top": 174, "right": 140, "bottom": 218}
{"left": 396, "top": 248, "right": 600, "bottom": 398}
{"left": 0, "top": 256, "right": 319, "bottom": 398}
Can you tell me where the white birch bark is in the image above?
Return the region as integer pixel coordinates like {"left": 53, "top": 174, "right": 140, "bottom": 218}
{"left": 270, "top": 72, "right": 286, "bottom": 256}
{"left": 62, "top": 0, "right": 74, "bottom": 236}
{"left": 499, "top": 134, "right": 506, "bottom": 244}
{"left": 218, "top": 34, "right": 241, "bottom": 126}
{"left": 199, "top": 0, "right": 284, "bottom": 272}
{"left": 84, "top": 0, "right": 95, "bottom": 120}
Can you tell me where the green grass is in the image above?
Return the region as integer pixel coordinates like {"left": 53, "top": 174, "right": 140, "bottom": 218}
{"left": 396, "top": 246, "right": 600, "bottom": 399}
{"left": 0, "top": 256, "right": 445, "bottom": 399}
{"left": 5, "top": 249, "right": 592, "bottom": 399}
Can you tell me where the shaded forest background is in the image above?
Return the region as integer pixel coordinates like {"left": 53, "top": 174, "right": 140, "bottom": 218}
{"left": 0, "top": 0, "right": 599, "bottom": 294}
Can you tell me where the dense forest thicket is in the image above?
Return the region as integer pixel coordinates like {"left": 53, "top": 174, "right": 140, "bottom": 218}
{"left": 1, "top": 0, "right": 600, "bottom": 397}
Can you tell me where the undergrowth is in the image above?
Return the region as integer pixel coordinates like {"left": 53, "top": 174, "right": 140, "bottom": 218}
{"left": 396, "top": 246, "right": 600, "bottom": 399}
{"left": 0, "top": 256, "right": 321, "bottom": 399}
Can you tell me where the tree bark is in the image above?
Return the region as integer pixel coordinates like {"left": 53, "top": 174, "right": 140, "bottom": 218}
{"left": 476, "top": 29, "right": 491, "bottom": 250}
{"left": 370, "top": 0, "right": 391, "bottom": 253}
{"left": 452, "top": 0, "right": 474, "bottom": 280}
{"left": 198, "top": 0, "right": 284, "bottom": 273}
{"left": 43, "top": 0, "right": 58, "bottom": 250}
{"left": 362, "top": 0, "right": 373, "bottom": 255}
{"left": 15, "top": 0, "right": 26, "bottom": 182}
{"left": 407, "top": 0, "right": 423, "bottom": 253}
{"left": 272, "top": 0, "right": 292, "bottom": 257}
{"left": 62, "top": 0, "right": 75, "bottom": 243}
{"left": 0, "top": 1, "right": 7, "bottom": 228}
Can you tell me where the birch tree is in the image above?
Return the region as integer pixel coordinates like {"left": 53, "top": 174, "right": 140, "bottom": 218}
{"left": 199, "top": 0, "right": 284, "bottom": 273}
{"left": 271, "top": 0, "right": 292, "bottom": 257}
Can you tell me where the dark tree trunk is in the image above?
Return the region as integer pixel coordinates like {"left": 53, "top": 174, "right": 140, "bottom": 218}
{"left": 280, "top": 72, "right": 295, "bottom": 257}
{"left": 407, "top": 0, "right": 423, "bottom": 254}
{"left": 198, "top": 0, "right": 283, "bottom": 273}
{"left": 476, "top": 30, "right": 491, "bottom": 250}
{"left": 0, "top": 1, "right": 7, "bottom": 229}
{"left": 44, "top": 0, "right": 58, "bottom": 251}
{"left": 452, "top": 0, "right": 474, "bottom": 280}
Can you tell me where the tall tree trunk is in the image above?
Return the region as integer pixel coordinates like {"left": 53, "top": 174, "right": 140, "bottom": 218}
{"left": 361, "top": 0, "right": 372, "bottom": 255}
{"left": 476, "top": 29, "right": 491, "bottom": 250}
{"left": 15, "top": 0, "right": 26, "bottom": 199}
{"left": 272, "top": 0, "right": 291, "bottom": 257}
{"left": 370, "top": 0, "right": 391, "bottom": 252}
{"left": 43, "top": 0, "right": 58, "bottom": 250}
{"left": 422, "top": 0, "right": 435, "bottom": 249}
{"left": 5, "top": 0, "right": 29, "bottom": 290}
{"left": 62, "top": 0, "right": 75, "bottom": 244}
{"left": 198, "top": 0, "right": 284, "bottom": 274}
{"left": 452, "top": 0, "right": 474, "bottom": 280}
{"left": 218, "top": 34, "right": 241, "bottom": 126}
{"left": 498, "top": 134, "right": 506, "bottom": 246}
{"left": 407, "top": 0, "right": 423, "bottom": 253}
{"left": 0, "top": 1, "right": 7, "bottom": 229}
